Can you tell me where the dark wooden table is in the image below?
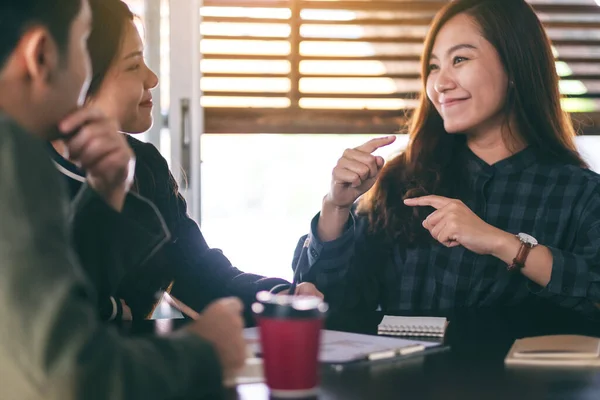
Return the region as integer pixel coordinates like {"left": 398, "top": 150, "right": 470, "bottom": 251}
{"left": 126, "top": 303, "right": 600, "bottom": 400}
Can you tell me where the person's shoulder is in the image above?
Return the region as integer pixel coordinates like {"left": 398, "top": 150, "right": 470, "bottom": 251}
{"left": 0, "top": 114, "right": 67, "bottom": 218}
{"left": 559, "top": 166, "right": 600, "bottom": 217}
{"left": 125, "top": 134, "right": 171, "bottom": 175}
{"left": 550, "top": 163, "right": 600, "bottom": 186}
{"left": 543, "top": 163, "right": 600, "bottom": 214}
{"left": 574, "top": 167, "right": 600, "bottom": 198}
{"left": 124, "top": 134, "right": 180, "bottom": 204}
{"left": 126, "top": 134, "right": 164, "bottom": 160}
{"left": 577, "top": 166, "right": 600, "bottom": 184}
{"left": 0, "top": 114, "right": 55, "bottom": 171}
{"left": 0, "top": 113, "right": 40, "bottom": 147}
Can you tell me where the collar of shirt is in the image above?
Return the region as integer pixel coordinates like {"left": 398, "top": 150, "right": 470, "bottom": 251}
{"left": 46, "top": 142, "right": 86, "bottom": 183}
{"left": 464, "top": 145, "right": 538, "bottom": 179}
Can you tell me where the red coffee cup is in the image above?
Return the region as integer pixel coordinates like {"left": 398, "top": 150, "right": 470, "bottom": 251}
{"left": 252, "top": 291, "right": 328, "bottom": 398}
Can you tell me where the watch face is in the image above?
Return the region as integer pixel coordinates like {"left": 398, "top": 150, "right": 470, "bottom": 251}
{"left": 518, "top": 233, "right": 538, "bottom": 246}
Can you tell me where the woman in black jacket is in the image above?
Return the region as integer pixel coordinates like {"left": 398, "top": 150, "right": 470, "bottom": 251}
{"left": 49, "top": 0, "right": 322, "bottom": 322}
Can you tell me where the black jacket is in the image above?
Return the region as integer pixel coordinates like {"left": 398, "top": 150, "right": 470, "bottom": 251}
{"left": 50, "top": 135, "right": 290, "bottom": 323}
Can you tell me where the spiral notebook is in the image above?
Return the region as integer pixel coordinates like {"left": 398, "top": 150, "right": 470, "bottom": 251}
{"left": 378, "top": 315, "right": 448, "bottom": 338}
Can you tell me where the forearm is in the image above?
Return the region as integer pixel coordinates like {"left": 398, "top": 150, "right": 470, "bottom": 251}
{"left": 292, "top": 211, "right": 371, "bottom": 312}
{"left": 71, "top": 326, "right": 222, "bottom": 400}
{"left": 171, "top": 246, "right": 288, "bottom": 300}
{"left": 13, "top": 296, "right": 223, "bottom": 400}
{"left": 317, "top": 196, "right": 351, "bottom": 242}
{"left": 491, "top": 230, "right": 553, "bottom": 287}
{"left": 101, "top": 188, "right": 127, "bottom": 212}
{"left": 491, "top": 229, "right": 600, "bottom": 318}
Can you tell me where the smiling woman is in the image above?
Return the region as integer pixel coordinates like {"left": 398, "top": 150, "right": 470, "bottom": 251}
{"left": 143, "top": 0, "right": 600, "bottom": 287}
{"left": 425, "top": 26, "right": 509, "bottom": 136}
{"left": 293, "top": 0, "right": 600, "bottom": 320}
{"left": 47, "top": 0, "right": 327, "bottom": 323}
{"left": 86, "top": 4, "right": 158, "bottom": 133}
{"left": 363, "top": 0, "right": 585, "bottom": 245}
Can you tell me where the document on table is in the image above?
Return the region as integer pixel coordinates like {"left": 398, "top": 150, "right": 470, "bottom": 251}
{"left": 244, "top": 327, "right": 441, "bottom": 364}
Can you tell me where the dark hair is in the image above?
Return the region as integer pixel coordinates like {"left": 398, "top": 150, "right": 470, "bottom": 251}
{"left": 359, "top": 0, "right": 587, "bottom": 245}
{"left": 0, "top": 0, "right": 82, "bottom": 68}
{"left": 86, "top": 0, "right": 134, "bottom": 97}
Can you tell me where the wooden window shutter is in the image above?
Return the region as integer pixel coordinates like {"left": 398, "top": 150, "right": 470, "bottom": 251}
{"left": 201, "top": 0, "right": 600, "bottom": 134}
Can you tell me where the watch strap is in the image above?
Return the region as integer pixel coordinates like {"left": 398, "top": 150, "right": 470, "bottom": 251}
{"left": 507, "top": 239, "right": 533, "bottom": 272}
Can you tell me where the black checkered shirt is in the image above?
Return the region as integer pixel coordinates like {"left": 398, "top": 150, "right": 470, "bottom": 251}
{"left": 294, "top": 146, "right": 600, "bottom": 318}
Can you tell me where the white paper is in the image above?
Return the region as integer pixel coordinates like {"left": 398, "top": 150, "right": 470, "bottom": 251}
{"left": 244, "top": 327, "right": 439, "bottom": 364}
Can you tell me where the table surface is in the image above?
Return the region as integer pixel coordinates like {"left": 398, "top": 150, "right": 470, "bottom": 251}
{"left": 126, "top": 302, "right": 600, "bottom": 400}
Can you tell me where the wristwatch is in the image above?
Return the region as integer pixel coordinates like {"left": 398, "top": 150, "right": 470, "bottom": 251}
{"left": 507, "top": 233, "right": 538, "bottom": 272}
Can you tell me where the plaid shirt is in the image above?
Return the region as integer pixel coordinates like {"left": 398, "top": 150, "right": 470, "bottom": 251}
{"left": 294, "top": 146, "right": 600, "bottom": 318}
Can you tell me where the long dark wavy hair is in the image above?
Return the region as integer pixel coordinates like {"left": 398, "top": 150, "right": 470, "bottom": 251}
{"left": 358, "top": 0, "right": 586, "bottom": 245}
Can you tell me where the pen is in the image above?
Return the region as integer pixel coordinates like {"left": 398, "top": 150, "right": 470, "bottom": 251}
{"left": 288, "top": 237, "right": 310, "bottom": 296}
{"left": 159, "top": 292, "right": 254, "bottom": 356}
{"left": 330, "top": 343, "right": 447, "bottom": 372}
{"left": 160, "top": 291, "right": 201, "bottom": 320}
{"left": 366, "top": 344, "right": 426, "bottom": 361}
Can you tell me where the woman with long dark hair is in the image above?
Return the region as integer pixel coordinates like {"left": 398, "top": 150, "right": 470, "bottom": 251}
{"left": 295, "top": 0, "right": 600, "bottom": 318}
